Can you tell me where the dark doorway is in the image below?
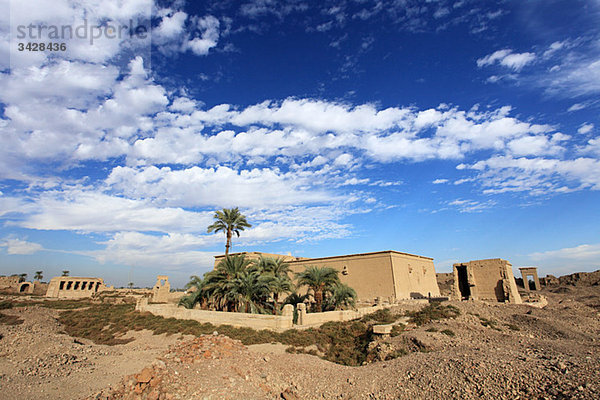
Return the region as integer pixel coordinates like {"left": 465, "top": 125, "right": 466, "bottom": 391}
{"left": 456, "top": 265, "right": 471, "bottom": 300}
{"left": 19, "top": 283, "right": 30, "bottom": 293}
{"left": 528, "top": 279, "right": 536, "bottom": 290}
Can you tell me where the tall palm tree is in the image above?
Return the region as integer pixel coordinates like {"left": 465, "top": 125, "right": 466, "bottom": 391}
{"left": 18, "top": 273, "right": 27, "bottom": 282}
{"left": 34, "top": 271, "right": 43, "bottom": 281}
{"left": 207, "top": 207, "right": 251, "bottom": 256}
{"left": 62, "top": 270, "right": 70, "bottom": 277}
{"left": 295, "top": 266, "right": 340, "bottom": 312}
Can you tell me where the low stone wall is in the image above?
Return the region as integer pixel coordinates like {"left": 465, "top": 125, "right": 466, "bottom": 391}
{"left": 296, "top": 303, "right": 387, "bottom": 327}
{"left": 136, "top": 298, "right": 294, "bottom": 332}
{"left": 136, "top": 298, "right": 395, "bottom": 331}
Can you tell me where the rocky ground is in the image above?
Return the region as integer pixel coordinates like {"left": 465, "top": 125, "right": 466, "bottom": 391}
{"left": 1, "top": 274, "right": 599, "bottom": 400}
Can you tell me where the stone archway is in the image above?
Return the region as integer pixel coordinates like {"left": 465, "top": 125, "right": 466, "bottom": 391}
{"left": 18, "top": 282, "right": 33, "bottom": 294}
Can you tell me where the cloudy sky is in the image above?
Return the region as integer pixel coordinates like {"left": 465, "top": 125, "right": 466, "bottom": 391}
{"left": 0, "top": 0, "right": 599, "bottom": 288}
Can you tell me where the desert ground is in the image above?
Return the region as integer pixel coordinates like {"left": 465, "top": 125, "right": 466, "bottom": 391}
{"left": 1, "top": 272, "right": 599, "bottom": 400}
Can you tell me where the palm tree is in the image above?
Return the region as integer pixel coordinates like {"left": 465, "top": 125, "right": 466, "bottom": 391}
{"left": 267, "top": 274, "right": 294, "bottom": 314}
{"left": 295, "top": 266, "right": 340, "bottom": 312}
{"left": 253, "top": 256, "right": 294, "bottom": 313}
{"left": 18, "top": 273, "right": 27, "bottom": 282}
{"left": 62, "top": 270, "right": 70, "bottom": 277}
{"left": 34, "top": 271, "right": 43, "bottom": 281}
{"left": 128, "top": 282, "right": 134, "bottom": 289}
{"left": 325, "top": 282, "right": 357, "bottom": 310}
{"left": 207, "top": 207, "right": 252, "bottom": 256}
{"left": 203, "top": 255, "right": 252, "bottom": 311}
{"left": 227, "top": 269, "right": 272, "bottom": 314}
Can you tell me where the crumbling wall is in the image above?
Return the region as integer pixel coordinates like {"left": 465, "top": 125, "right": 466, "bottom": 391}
{"left": 151, "top": 276, "right": 171, "bottom": 303}
{"left": 451, "top": 259, "right": 521, "bottom": 304}
{"left": 0, "top": 276, "right": 22, "bottom": 290}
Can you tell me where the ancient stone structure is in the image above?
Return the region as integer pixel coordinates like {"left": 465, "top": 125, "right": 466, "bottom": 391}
{"left": 519, "top": 267, "right": 541, "bottom": 291}
{"left": 215, "top": 250, "right": 441, "bottom": 302}
{"left": 17, "top": 282, "right": 34, "bottom": 294}
{"left": 151, "top": 275, "right": 171, "bottom": 303}
{"left": 45, "top": 277, "right": 108, "bottom": 299}
{"left": 0, "top": 276, "right": 39, "bottom": 294}
{"left": 0, "top": 275, "right": 22, "bottom": 289}
{"left": 451, "top": 259, "right": 522, "bottom": 304}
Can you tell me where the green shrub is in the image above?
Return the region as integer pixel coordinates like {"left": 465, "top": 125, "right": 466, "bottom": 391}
{"left": 407, "top": 304, "right": 460, "bottom": 326}
{"left": 0, "top": 301, "right": 13, "bottom": 310}
{"left": 390, "top": 324, "right": 405, "bottom": 337}
{"left": 425, "top": 327, "right": 438, "bottom": 332}
{"left": 478, "top": 316, "right": 500, "bottom": 330}
{"left": 440, "top": 329, "right": 455, "bottom": 337}
{"left": 360, "top": 308, "right": 396, "bottom": 324}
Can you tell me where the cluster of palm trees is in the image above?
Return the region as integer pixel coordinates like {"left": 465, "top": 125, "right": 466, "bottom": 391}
{"left": 193, "top": 206, "right": 356, "bottom": 314}
{"left": 179, "top": 255, "right": 357, "bottom": 315}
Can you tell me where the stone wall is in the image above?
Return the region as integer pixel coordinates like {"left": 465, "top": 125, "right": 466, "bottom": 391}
{"left": 136, "top": 298, "right": 295, "bottom": 332}
{"left": 136, "top": 298, "right": 396, "bottom": 331}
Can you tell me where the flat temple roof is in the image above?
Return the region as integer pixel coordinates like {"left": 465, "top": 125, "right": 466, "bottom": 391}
{"left": 214, "top": 250, "right": 433, "bottom": 261}
{"left": 287, "top": 250, "right": 433, "bottom": 263}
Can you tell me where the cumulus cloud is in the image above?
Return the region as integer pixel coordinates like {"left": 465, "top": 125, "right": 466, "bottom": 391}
{"left": 460, "top": 155, "right": 600, "bottom": 195}
{"left": 16, "top": 189, "right": 214, "bottom": 234}
{"left": 105, "top": 165, "right": 336, "bottom": 209}
{"left": 0, "top": 237, "right": 43, "bottom": 255}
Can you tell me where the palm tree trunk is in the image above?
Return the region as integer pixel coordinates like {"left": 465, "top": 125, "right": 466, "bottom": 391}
{"left": 225, "top": 229, "right": 232, "bottom": 256}
{"left": 314, "top": 288, "right": 323, "bottom": 312}
{"left": 273, "top": 293, "right": 279, "bottom": 315}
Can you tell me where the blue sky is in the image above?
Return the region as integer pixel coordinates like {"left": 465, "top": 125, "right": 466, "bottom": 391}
{"left": 0, "top": 0, "right": 599, "bottom": 288}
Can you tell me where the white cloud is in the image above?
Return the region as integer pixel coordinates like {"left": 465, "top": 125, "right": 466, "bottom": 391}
{"left": 529, "top": 243, "right": 600, "bottom": 275}
{"left": 0, "top": 237, "right": 43, "bottom": 255}
{"left": 185, "top": 15, "right": 220, "bottom": 56}
{"left": 578, "top": 123, "right": 594, "bottom": 135}
{"left": 105, "top": 165, "right": 335, "bottom": 209}
{"left": 463, "top": 155, "right": 600, "bottom": 195}
{"left": 16, "top": 189, "right": 214, "bottom": 234}
{"left": 477, "top": 49, "right": 535, "bottom": 71}
{"left": 432, "top": 178, "right": 448, "bottom": 184}
{"left": 448, "top": 198, "right": 496, "bottom": 213}
{"left": 84, "top": 231, "right": 218, "bottom": 269}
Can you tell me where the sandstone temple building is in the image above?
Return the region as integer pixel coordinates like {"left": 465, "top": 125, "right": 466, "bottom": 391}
{"left": 214, "top": 250, "right": 441, "bottom": 302}
{"left": 45, "top": 277, "right": 111, "bottom": 299}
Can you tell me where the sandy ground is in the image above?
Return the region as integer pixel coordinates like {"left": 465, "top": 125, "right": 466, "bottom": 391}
{"left": 1, "top": 282, "right": 599, "bottom": 400}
